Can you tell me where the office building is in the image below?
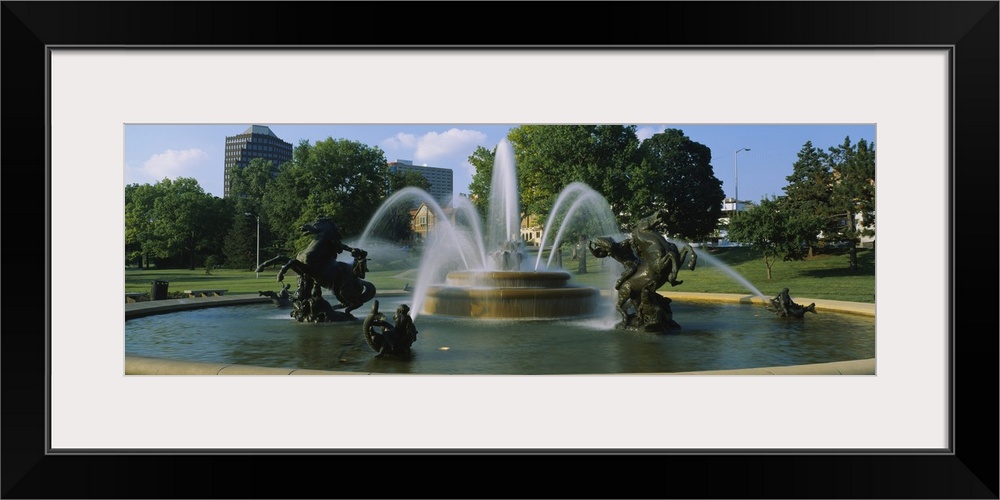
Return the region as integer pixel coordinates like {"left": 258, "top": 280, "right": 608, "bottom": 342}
{"left": 223, "top": 125, "right": 293, "bottom": 198}
{"left": 388, "top": 160, "right": 454, "bottom": 206}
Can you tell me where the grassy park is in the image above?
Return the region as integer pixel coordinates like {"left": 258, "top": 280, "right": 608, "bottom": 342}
{"left": 125, "top": 246, "right": 875, "bottom": 303}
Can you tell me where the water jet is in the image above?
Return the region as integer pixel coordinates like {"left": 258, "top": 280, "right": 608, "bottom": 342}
{"left": 361, "top": 139, "right": 612, "bottom": 320}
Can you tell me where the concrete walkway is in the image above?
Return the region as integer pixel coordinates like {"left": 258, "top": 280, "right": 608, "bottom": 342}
{"left": 125, "top": 291, "right": 875, "bottom": 375}
{"left": 664, "top": 291, "right": 875, "bottom": 317}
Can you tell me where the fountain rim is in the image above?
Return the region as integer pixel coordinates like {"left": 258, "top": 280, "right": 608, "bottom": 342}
{"left": 440, "top": 269, "right": 579, "bottom": 289}
{"left": 125, "top": 291, "right": 875, "bottom": 321}
{"left": 445, "top": 270, "right": 573, "bottom": 279}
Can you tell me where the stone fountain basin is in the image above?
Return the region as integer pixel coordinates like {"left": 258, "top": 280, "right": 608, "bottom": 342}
{"left": 423, "top": 270, "right": 601, "bottom": 318}
{"left": 443, "top": 270, "right": 574, "bottom": 288}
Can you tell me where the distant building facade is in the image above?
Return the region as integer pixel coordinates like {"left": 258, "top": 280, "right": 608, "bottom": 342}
{"left": 224, "top": 125, "right": 293, "bottom": 198}
{"left": 388, "top": 159, "right": 453, "bottom": 206}
{"left": 520, "top": 214, "right": 543, "bottom": 246}
{"left": 409, "top": 202, "right": 459, "bottom": 242}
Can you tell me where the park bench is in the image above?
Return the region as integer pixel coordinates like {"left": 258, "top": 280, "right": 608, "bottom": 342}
{"left": 183, "top": 289, "right": 228, "bottom": 298}
{"left": 125, "top": 292, "right": 145, "bottom": 303}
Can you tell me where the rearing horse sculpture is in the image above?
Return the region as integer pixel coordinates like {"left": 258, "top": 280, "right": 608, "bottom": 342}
{"left": 630, "top": 210, "right": 697, "bottom": 287}
{"left": 256, "top": 217, "right": 376, "bottom": 318}
{"left": 589, "top": 210, "right": 697, "bottom": 331}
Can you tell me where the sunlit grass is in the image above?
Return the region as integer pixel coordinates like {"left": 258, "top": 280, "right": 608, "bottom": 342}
{"left": 126, "top": 247, "right": 875, "bottom": 303}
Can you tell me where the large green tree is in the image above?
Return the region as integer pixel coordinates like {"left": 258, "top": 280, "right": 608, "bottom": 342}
{"left": 781, "top": 141, "right": 834, "bottom": 257}
{"left": 125, "top": 182, "right": 163, "bottom": 268}
{"left": 262, "top": 138, "right": 389, "bottom": 251}
{"left": 127, "top": 177, "right": 230, "bottom": 268}
{"left": 222, "top": 213, "right": 259, "bottom": 270}
{"left": 635, "top": 129, "right": 725, "bottom": 241}
{"left": 507, "top": 125, "right": 641, "bottom": 234}
{"left": 466, "top": 145, "right": 497, "bottom": 219}
{"left": 583, "top": 125, "right": 641, "bottom": 222}
{"left": 260, "top": 142, "right": 311, "bottom": 253}
{"left": 727, "top": 196, "right": 805, "bottom": 281}
{"left": 388, "top": 168, "right": 431, "bottom": 193}
{"left": 507, "top": 125, "right": 591, "bottom": 223}
{"left": 225, "top": 158, "right": 278, "bottom": 269}
{"left": 827, "top": 136, "right": 876, "bottom": 270}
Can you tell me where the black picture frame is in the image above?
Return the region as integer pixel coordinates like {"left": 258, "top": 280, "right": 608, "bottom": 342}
{"left": 4, "top": 2, "right": 997, "bottom": 498}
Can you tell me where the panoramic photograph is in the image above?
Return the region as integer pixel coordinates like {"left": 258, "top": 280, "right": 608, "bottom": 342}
{"left": 124, "top": 123, "right": 876, "bottom": 376}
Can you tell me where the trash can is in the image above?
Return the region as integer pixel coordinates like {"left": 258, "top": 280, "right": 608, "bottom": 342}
{"left": 151, "top": 280, "right": 169, "bottom": 300}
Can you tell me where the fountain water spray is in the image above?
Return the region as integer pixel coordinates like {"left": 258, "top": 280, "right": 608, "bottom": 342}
{"left": 534, "top": 182, "right": 621, "bottom": 271}
{"left": 664, "top": 238, "right": 768, "bottom": 301}
{"left": 360, "top": 139, "right": 768, "bottom": 321}
{"left": 486, "top": 138, "right": 522, "bottom": 257}
{"left": 361, "top": 139, "right": 609, "bottom": 320}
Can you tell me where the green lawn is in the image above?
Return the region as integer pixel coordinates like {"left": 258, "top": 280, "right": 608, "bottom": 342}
{"left": 126, "top": 247, "right": 875, "bottom": 303}
{"left": 125, "top": 264, "right": 417, "bottom": 299}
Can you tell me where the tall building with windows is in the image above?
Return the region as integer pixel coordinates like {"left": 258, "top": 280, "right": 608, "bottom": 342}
{"left": 388, "top": 159, "right": 454, "bottom": 206}
{"left": 223, "top": 125, "right": 293, "bottom": 198}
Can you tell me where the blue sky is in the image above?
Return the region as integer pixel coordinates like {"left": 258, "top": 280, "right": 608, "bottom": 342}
{"left": 124, "top": 124, "right": 876, "bottom": 203}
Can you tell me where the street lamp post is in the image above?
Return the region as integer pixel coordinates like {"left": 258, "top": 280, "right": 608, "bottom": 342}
{"left": 734, "top": 147, "right": 751, "bottom": 218}
{"left": 245, "top": 212, "right": 259, "bottom": 278}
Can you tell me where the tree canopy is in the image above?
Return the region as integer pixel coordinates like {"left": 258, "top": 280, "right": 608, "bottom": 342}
{"left": 467, "top": 145, "right": 497, "bottom": 219}
{"left": 262, "top": 138, "right": 389, "bottom": 251}
{"left": 779, "top": 137, "right": 876, "bottom": 269}
{"left": 827, "top": 137, "right": 876, "bottom": 270}
{"left": 634, "top": 128, "right": 725, "bottom": 240}
{"left": 781, "top": 141, "right": 833, "bottom": 257}
{"left": 125, "top": 177, "right": 231, "bottom": 269}
{"left": 727, "top": 196, "right": 805, "bottom": 281}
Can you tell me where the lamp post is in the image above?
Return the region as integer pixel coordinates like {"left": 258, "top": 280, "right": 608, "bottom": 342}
{"left": 734, "top": 147, "right": 751, "bottom": 218}
{"left": 245, "top": 212, "right": 259, "bottom": 278}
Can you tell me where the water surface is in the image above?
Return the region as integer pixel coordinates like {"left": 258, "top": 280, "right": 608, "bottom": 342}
{"left": 125, "top": 297, "right": 875, "bottom": 375}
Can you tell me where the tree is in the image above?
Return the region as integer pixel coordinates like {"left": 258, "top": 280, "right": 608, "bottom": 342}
{"left": 260, "top": 146, "right": 310, "bottom": 253}
{"left": 204, "top": 254, "right": 221, "bottom": 274}
{"left": 466, "top": 145, "right": 497, "bottom": 219}
{"left": 507, "top": 125, "right": 642, "bottom": 235}
{"left": 727, "top": 196, "right": 805, "bottom": 281}
{"left": 225, "top": 158, "right": 277, "bottom": 269}
{"left": 582, "top": 125, "right": 641, "bottom": 225}
{"left": 827, "top": 137, "right": 876, "bottom": 270}
{"left": 508, "top": 125, "right": 591, "bottom": 224}
{"left": 781, "top": 141, "right": 834, "bottom": 257}
{"left": 128, "top": 177, "right": 230, "bottom": 268}
{"left": 125, "top": 182, "right": 162, "bottom": 268}
{"left": 262, "top": 138, "right": 389, "bottom": 251}
{"left": 635, "top": 129, "right": 725, "bottom": 241}
{"left": 222, "top": 213, "right": 258, "bottom": 270}
{"left": 388, "top": 168, "right": 431, "bottom": 193}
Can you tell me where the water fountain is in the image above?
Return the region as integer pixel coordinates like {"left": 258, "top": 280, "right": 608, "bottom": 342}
{"left": 359, "top": 139, "right": 620, "bottom": 320}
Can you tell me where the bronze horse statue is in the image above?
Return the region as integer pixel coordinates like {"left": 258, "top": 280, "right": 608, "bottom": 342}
{"left": 629, "top": 210, "right": 697, "bottom": 287}
{"left": 589, "top": 210, "right": 696, "bottom": 330}
{"left": 256, "top": 217, "right": 376, "bottom": 318}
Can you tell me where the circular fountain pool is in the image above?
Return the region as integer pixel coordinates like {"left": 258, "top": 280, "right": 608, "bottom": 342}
{"left": 125, "top": 296, "right": 875, "bottom": 375}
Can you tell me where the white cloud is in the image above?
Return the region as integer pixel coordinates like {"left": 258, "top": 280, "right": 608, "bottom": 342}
{"left": 636, "top": 125, "right": 666, "bottom": 142}
{"left": 414, "top": 128, "right": 487, "bottom": 163}
{"left": 375, "top": 128, "right": 492, "bottom": 195}
{"left": 380, "top": 132, "right": 417, "bottom": 154}
{"left": 128, "top": 148, "right": 211, "bottom": 184}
